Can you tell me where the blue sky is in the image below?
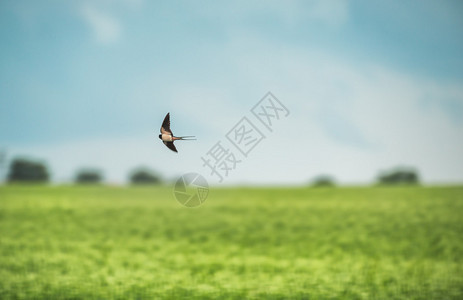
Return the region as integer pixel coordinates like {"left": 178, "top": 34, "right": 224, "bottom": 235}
{"left": 1, "top": 0, "right": 462, "bottom": 184}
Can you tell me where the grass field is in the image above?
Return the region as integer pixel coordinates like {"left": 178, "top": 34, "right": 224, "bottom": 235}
{"left": 0, "top": 185, "right": 462, "bottom": 299}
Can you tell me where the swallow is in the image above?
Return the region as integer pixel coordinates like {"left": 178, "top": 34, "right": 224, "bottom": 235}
{"left": 158, "top": 113, "right": 196, "bottom": 153}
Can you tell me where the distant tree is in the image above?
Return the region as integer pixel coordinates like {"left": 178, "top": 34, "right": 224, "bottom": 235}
{"left": 377, "top": 167, "right": 419, "bottom": 185}
{"left": 7, "top": 157, "right": 50, "bottom": 183}
{"left": 75, "top": 169, "right": 103, "bottom": 184}
{"left": 311, "top": 175, "right": 336, "bottom": 187}
{"left": 129, "top": 168, "right": 162, "bottom": 185}
{"left": 0, "top": 149, "right": 7, "bottom": 183}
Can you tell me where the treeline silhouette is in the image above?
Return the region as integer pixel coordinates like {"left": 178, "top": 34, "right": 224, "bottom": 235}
{"left": 5, "top": 158, "right": 162, "bottom": 185}
{"left": 4, "top": 157, "right": 420, "bottom": 186}
{"left": 7, "top": 158, "right": 50, "bottom": 183}
{"left": 309, "top": 167, "right": 420, "bottom": 187}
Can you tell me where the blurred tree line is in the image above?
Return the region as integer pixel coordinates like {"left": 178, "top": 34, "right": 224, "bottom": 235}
{"left": 129, "top": 168, "right": 162, "bottom": 185}
{"left": 377, "top": 167, "right": 419, "bottom": 185}
{"left": 75, "top": 169, "right": 103, "bottom": 184}
{"left": 0, "top": 149, "right": 7, "bottom": 182}
{"left": 310, "top": 167, "right": 420, "bottom": 187}
{"left": 7, "top": 158, "right": 50, "bottom": 183}
{"left": 4, "top": 158, "right": 162, "bottom": 185}
{"left": 311, "top": 175, "right": 336, "bottom": 187}
{"left": 3, "top": 157, "right": 420, "bottom": 186}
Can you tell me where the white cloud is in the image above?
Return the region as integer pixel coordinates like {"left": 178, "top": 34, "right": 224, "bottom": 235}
{"left": 305, "top": 0, "right": 349, "bottom": 26}
{"left": 247, "top": 0, "right": 349, "bottom": 27}
{"left": 80, "top": 3, "right": 121, "bottom": 44}
{"left": 189, "top": 0, "right": 349, "bottom": 28}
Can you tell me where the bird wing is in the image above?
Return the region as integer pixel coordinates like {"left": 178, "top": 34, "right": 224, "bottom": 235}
{"left": 163, "top": 141, "right": 178, "bottom": 153}
{"left": 160, "top": 113, "right": 173, "bottom": 135}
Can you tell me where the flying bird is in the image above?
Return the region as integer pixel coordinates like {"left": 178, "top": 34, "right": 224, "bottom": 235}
{"left": 158, "top": 113, "right": 195, "bottom": 153}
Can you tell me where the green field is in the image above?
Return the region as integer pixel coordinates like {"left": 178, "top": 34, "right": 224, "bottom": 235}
{"left": 0, "top": 186, "right": 462, "bottom": 299}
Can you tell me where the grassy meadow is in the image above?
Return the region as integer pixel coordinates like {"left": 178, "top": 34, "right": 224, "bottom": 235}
{"left": 0, "top": 185, "right": 462, "bottom": 299}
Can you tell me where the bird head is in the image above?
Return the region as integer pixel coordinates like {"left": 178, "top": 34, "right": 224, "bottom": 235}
{"left": 158, "top": 134, "right": 162, "bottom": 139}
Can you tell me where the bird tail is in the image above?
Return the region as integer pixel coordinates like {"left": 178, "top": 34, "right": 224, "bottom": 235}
{"left": 174, "top": 136, "right": 196, "bottom": 140}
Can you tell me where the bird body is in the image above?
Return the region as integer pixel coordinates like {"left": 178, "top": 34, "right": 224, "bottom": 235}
{"left": 158, "top": 113, "right": 195, "bottom": 153}
{"left": 160, "top": 133, "right": 173, "bottom": 142}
